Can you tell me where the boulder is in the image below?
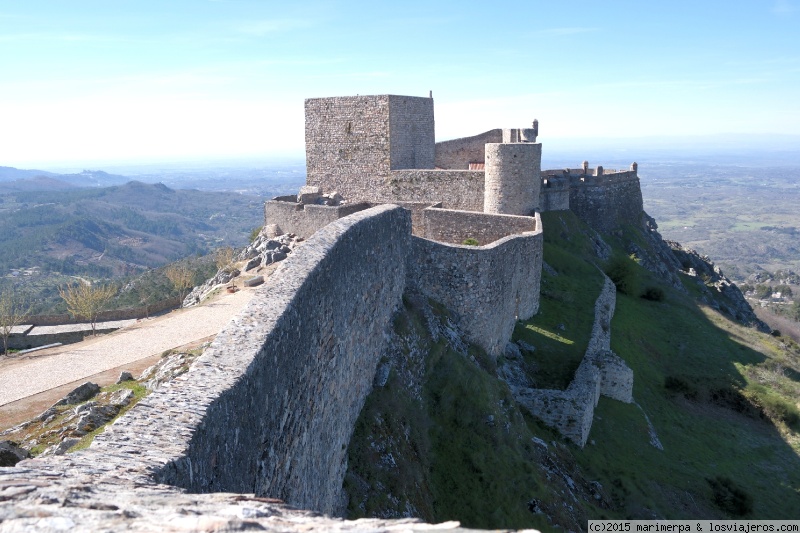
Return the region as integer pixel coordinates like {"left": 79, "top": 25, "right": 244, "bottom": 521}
{"left": 0, "top": 440, "right": 30, "bottom": 466}
{"left": 244, "top": 256, "right": 262, "bottom": 271}
{"left": 54, "top": 382, "right": 100, "bottom": 407}
{"left": 116, "top": 371, "right": 134, "bottom": 384}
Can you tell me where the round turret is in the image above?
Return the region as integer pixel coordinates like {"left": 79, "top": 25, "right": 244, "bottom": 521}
{"left": 484, "top": 143, "right": 540, "bottom": 215}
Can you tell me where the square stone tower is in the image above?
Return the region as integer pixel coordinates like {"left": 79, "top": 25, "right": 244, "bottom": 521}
{"left": 304, "top": 95, "right": 435, "bottom": 200}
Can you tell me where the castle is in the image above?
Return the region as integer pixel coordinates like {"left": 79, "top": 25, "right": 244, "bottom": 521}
{"left": 0, "top": 93, "right": 642, "bottom": 528}
{"left": 265, "top": 94, "right": 643, "bottom": 358}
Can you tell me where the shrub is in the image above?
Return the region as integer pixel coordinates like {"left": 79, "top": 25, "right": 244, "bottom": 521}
{"left": 462, "top": 238, "right": 479, "bottom": 246}
{"left": 605, "top": 255, "right": 638, "bottom": 295}
{"left": 664, "top": 376, "right": 696, "bottom": 398}
{"left": 707, "top": 476, "right": 753, "bottom": 516}
{"left": 641, "top": 286, "right": 665, "bottom": 301}
{"left": 249, "top": 226, "right": 263, "bottom": 243}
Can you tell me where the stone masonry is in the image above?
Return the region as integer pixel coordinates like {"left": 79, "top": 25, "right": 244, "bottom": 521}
{"left": 510, "top": 276, "right": 634, "bottom": 447}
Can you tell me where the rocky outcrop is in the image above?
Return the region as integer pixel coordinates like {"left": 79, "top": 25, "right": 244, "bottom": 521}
{"left": 183, "top": 232, "right": 302, "bottom": 307}
{"left": 0, "top": 349, "right": 206, "bottom": 460}
{"left": 669, "top": 241, "right": 770, "bottom": 332}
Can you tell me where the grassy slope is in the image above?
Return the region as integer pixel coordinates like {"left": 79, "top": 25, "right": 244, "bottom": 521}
{"left": 346, "top": 210, "right": 800, "bottom": 530}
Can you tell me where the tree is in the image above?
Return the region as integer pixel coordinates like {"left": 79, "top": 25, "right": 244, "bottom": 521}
{"left": 214, "top": 246, "right": 237, "bottom": 288}
{"left": 215, "top": 246, "right": 235, "bottom": 272}
{"left": 164, "top": 263, "right": 194, "bottom": 303}
{"left": 0, "top": 288, "right": 29, "bottom": 356}
{"left": 58, "top": 282, "right": 117, "bottom": 336}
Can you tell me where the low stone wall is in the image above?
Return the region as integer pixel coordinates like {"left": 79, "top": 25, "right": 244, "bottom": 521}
{"left": 18, "top": 296, "right": 181, "bottom": 327}
{"left": 8, "top": 319, "right": 137, "bottom": 350}
{"left": 384, "top": 169, "right": 485, "bottom": 211}
{"left": 420, "top": 207, "right": 537, "bottom": 246}
{"left": 264, "top": 199, "right": 371, "bottom": 239}
{"left": 434, "top": 129, "right": 502, "bottom": 169}
{"left": 514, "top": 276, "right": 633, "bottom": 446}
{"left": 408, "top": 213, "right": 543, "bottom": 357}
{"left": 392, "top": 201, "right": 442, "bottom": 235}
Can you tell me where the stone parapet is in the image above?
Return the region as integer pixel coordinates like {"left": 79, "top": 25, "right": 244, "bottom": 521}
{"left": 264, "top": 199, "right": 371, "bottom": 239}
{"left": 420, "top": 207, "right": 537, "bottom": 246}
{"left": 385, "top": 169, "right": 485, "bottom": 211}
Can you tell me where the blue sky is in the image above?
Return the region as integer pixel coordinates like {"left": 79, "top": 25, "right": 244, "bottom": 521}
{"left": 1, "top": 1, "right": 799, "bottom": 168}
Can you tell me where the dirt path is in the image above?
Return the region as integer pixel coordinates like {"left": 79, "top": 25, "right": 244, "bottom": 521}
{"left": 0, "top": 288, "right": 256, "bottom": 427}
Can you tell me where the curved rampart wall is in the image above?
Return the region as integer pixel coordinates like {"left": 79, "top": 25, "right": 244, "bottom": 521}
{"left": 97, "top": 204, "right": 412, "bottom": 515}
{"left": 420, "top": 207, "right": 536, "bottom": 246}
{"left": 384, "top": 169, "right": 485, "bottom": 211}
{"left": 434, "top": 129, "right": 502, "bottom": 169}
{"left": 408, "top": 212, "right": 543, "bottom": 357}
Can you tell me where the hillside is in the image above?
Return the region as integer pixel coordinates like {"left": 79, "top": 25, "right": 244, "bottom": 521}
{"left": 0, "top": 181, "right": 264, "bottom": 311}
{"left": 345, "top": 210, "right": 800, "bottom": 530}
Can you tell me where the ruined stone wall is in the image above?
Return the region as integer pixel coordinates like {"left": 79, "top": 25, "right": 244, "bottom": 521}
{"left": 264, "top": 199, "right": 372, "bottom": 239}
{"left": 388, "top": 95, "right": 435, "bottom": 170}
{"left": 383, "top": 169, "right": 485, "bottom": 211}
{"left": 77, "top": 204, "right": 411, "bottom": 516}
{"left": 434, "top": 129, "right": 502, "bottom": 169}
{"left": 408, "top": 213, "right": 543, "bottom": 357}
{"left": 568, "top": 173, "right": 644, "bottom": 234}
{"left": 513, "top": 277, "right": 633, "bottom": 446}
{"left": 420, "top": 207, "right": 536, "bottom": 246}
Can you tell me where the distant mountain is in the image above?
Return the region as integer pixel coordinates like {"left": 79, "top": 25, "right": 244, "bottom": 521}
{"left": 0, "top": 166, "right": 130, "bottom": 188}
{"left": 0, "top": 181, "right": 265, "bottom": 281}
{"left": 0, "top": 166, "right": 57, "bottom": 181}
{"left": 0, "top": 176, "right": 76, "bottom": 194}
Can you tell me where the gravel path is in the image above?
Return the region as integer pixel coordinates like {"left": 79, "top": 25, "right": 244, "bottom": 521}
{"left": 0, "top": 289, "right": 255, "bottom": 407}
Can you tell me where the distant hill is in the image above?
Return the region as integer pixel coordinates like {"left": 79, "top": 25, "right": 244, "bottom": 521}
{"left": 0, "top": 166, "right": 58, "bottom": 180}
{"left": 0, "top": 176, "right": 76, "bottom": 194}
{"left": 0, "top": 166, "right": 131, "bottom": 188}
{"left": 0, "top": 180, "right": 264, "bottom": 293}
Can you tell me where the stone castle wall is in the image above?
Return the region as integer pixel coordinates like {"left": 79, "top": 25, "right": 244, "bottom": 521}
{"left": 305, "top": 95, "right": 392, "bottom": 200}
{"left": 409, "top": 213, "right": 543, "bottom": 357}
{"left": 569, "top": 173, "right": 644, "bottom": 234}
{"left": 434, "top": 129, "right": 502, "bottom": 169}
{"left": 539, "top": 175, "right": 571, "bottom": 211}
{"left": 384, "top": 169, "right": 485, "bottom": 211}
{"left": 148, "top": 205, "right": 411, "bottom": 514}
{"left": 420, "top": 207, "right": 537, "bottom": 246}
{"left": 388, "top": 95, "right": 435, "bottom": 170}
{"left": 264, "top": 199, "right": 372, "bottom": 239}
